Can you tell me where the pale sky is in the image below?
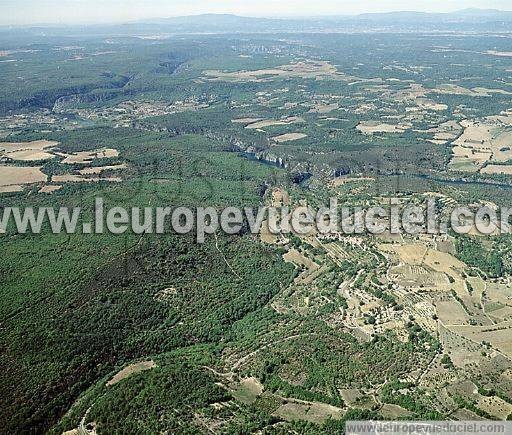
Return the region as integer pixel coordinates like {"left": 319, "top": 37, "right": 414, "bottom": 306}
{"left": 1, "top": 0, "right": 511, "bottom": 25}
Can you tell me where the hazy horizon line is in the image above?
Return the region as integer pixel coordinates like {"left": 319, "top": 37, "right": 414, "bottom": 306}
{"left": 1, "top": 7, "right": 511, "bottom": 28}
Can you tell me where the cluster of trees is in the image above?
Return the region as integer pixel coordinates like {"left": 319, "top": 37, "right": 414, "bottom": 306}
{"left": 247, "top": 325, "right": 434, "bottom": 406}
{"left": 381, "top": 381, "right": 443, "bottom": 420}
{"left": 452, "top": 395, "right": 492, "bottom": 419}
{"left": 406, "top": 321, "right": 441, "bottom": 353}
{"left": 87, "top": 359, "right": 230, "bottom": 434}
{"left": 455, "top": 236, "right": 505, "bottom": 278}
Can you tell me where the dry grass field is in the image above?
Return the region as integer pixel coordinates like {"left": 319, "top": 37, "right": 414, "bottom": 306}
{"left": 477, "top": 396, "right": 512, "bottom": 419}
{"left": 204, "top": 60, "right": 343, "bottom": 83}
{"left": 0, "top": 140, "right": 58, "bottom": 161}
{"left": 106, "top": 360, "right": 156, "bottom": 386}
{"left": 436, "top": 300, "right": 470, "bottom": 325}
{"left": 78, "top": 163, "right": 127, "bottom": 175}
{"left": 273, "top": 401, "right": 344, "bottom": 424}
{"left": 356, "top": 120, "right": 408, "bottom": 135}
{"left": 481, "top": 165, "right": 512, "bottom": 175}
{"left": 0, "top": 165, "right": 47, "bottom": 186}
{"left": 449, "top": 120, "right": 512, "bottom": 171}
{"left": 52, "top": 174, "right": 122, "bottom": 183}
{"left": 61, "top": 148, "right": 119, "bottom": 164}
{"left": 245, "top": 116, "right": 304, "bottom": 130}
{"left": 232, "top": 377, "right": 264, "bottom": 404}
{"left": 38, "top": 185, "right": 62, "bottom": 194}
{"left": 272, "top": 133, "right": 308, "bottom": 143}
{"left": 448, "top": 322, "right": 512, "bottom": 358}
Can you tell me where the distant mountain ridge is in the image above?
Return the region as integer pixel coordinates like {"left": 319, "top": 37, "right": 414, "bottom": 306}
{"left": 2, "top": 9, "right": 512, "bottom": 34}
{"left": 138, "top": 9, "right": 512, "bottom": 24}
{"left": 140, "top": 13, "right": 279, "bottom": 24}
{"left": 127, "top": 9, "right": 512, "bottom": 33}
{"left": 356, "top": 8, "right": 512, "bottom": 22}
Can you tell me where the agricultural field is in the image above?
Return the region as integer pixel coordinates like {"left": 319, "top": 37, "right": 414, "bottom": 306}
{"left": 1, "top": 10, "right": 512, "bottom": 434}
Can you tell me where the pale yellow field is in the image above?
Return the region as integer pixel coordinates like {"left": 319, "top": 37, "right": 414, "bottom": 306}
{"left": 432, "top": 84, "right": 510, "bottom": 97}
{"left": 449, "top": 145, "right": 492, "bottom": 172}
{"left": 490, "top": 131, "right": 512, "bottom": 162}
{"left": 473, "top": 87, "right": 512, "bottom": 96}
{"left": 488, "top": 306, "right": 512, "bottom": 323}
{"left": 39, "top": 185, "right": 63, "bottom": 194}
{"left": 339, "top": 388, "right": 363, "bottom": 406}
{"left": 62, "top": 148, "right": 119, "bottom": 164}
{"left": 0, "top": 140, "right": 58, "bottom": 153}
{"left": 106, "top": 360, "right": 156, "bottom": 386}
{"left": 381, "top": 243, "right": 427, "bottom": 265}
{"left": 272, "top": 133, "right": 308, "bottom": 143}
{"left": 488, "top": 112, "right": 512, "bottom": 125}
{"left": 436, "top": 300, "right": 470, "bottom": 325}
{"left": 434, "top": 84, "right": 480, "bottom": 97}
{"left": 423, "top": 248, "right": 466, "bottom": 279}
{"left": 356, "top": 121, "right": 407, "bottom": 135}
{"left": 231, "top": 118, "right": 263, "bottom": 124}
{"left": 466, "top": 276, "right": 486, "bottom": 300}
{"left": 486, "top": 283, "right": 512, "bottom": 307}
{"left": 448, "top": 322, "right": 512, "bottom": 358}
{"left": 453, "top": 122, "right": 493, "bottom": 147}
{"left": 204, "top": 60, "right": 343, "bottom": 83}
{"left": 271, "top": 188, "right": 291, "bottom": 206}
{"left": 240, "top": 377, "right": 263, "bottom": 395}
{"left": 232, "top": 377, "right": 264, "bottom": 404}
{"left": 477, "top": 396, "right": 512, "bottom": 420}
{"left": 416, "top": 99, "right": 448, "bottom": 111}
{"left": 308, "top": 103, "right": 339, "bottom": 114}
{"left": 381, "top": 242, "right": 466, "bottom": 294}
{"left": 449, "top": 121, "right": 512, "bottom": 171}
{"left": 273, "top": 401, "right": 343, "bottom": 424}
{"left": 390, "top": 264, "right": 448, "bottom": 288}
{"left": 259, "top": 220, "right": 280, "bottom": 244}
{"left": 0, "top": 165, "right": 47, "bottom": 187}
{"left": 52, "top": 174, "right": 122, "bottom": 183}
{"left": 379, "top": 242, "right": 425, "bottom": 263}
{"left": 423, "top": 120, "right": 462, "bottom": 144}
{"left": 78, "top": 163, "right": 127, "bottom": 175}
{"left": 0, "top": 140, "right": 58, "bottom": 162}
{"left": 381, "top": 404, "right": 412, "bottom": 419}
{"left": 283, "top": 248, "right": 319, "bottom": 272}
{"left": 245, "top": 116, "right": 303, "bottom": 130}
{"left": 246, "top": 119, "right": 288, "bottom": 129}
{"left": 6, "top": 150, "right": 55, "bottom": 161}
{"left": 0, "top": 185, "right": 23, "bottom": 193}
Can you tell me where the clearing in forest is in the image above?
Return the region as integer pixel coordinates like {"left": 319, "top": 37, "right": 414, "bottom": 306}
{"left": 106, "top": 360, "right": 157, "bottom": 386}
